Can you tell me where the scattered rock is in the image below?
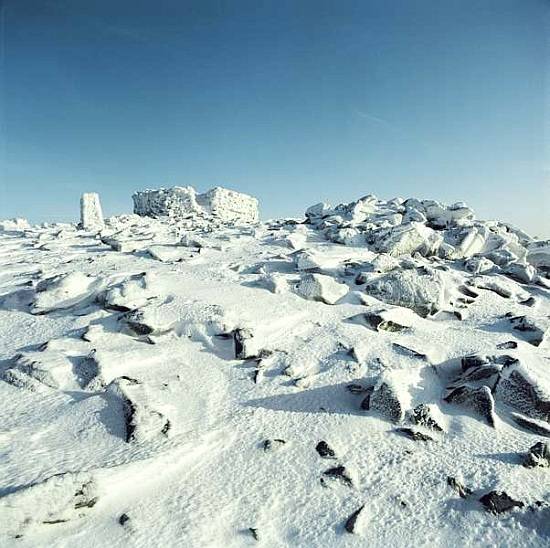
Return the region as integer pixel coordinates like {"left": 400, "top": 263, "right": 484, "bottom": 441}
{"left": 444, "top": 385, "right": 496, "bottom": 427}
{"left": 523, "top": 442, "right": 550, "bottom": 468}
{"left": 511, "top": 413, "right": 550, "bottom": 437}
{"left": 316, "top": 441, "right": 336, "bottom": 459}
{"left": 409, "top": 404, "right": 444, "bottom": 432}
{"left": 321, "top": 466, "right": 354, "bottom": 487}
{"left": 479, "top": 491, "right": 524, "bottom": 515}
{"left": 447, "top": 476, "right": 473, "bottom": 499}
{"left": 395, "top": 428, "right": 434, "bottom": 442}
{"left": 344, "top": 505, "right": 365, "bottom": 534}
{"left": 370, "top": 381, "right": 405, "bottom": 423}
{"left": 118, "top": 513, "right": 130, "bottom": 526}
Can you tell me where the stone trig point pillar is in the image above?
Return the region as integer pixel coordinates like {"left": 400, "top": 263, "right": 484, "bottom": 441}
{"left": 80, "top": 192, "right": 105, "bottom": 230}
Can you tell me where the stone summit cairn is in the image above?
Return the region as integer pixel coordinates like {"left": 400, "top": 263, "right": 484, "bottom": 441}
{"left": 132, "top": 186, "right": 259, "bottom": 224}
{"left": 80, "top": 192, "right": 104, "bottom": 230}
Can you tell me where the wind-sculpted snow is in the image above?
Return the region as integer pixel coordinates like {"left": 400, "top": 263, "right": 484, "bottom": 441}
{"left": 0, "top": 191, "right": 549, "bottom": 547}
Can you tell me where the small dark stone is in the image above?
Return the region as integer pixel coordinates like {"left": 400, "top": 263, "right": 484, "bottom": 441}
{"left": 119, "top": 513, "right": 130, "bottom": 526}
{"left": 316, "top": 440, "right": 336, "bottom": 459}
{"left": 479, "top": 491, "right": 524, "bottom": 514}
{"left": 322, "top": 466, "right": 353, "bottom": 487}
{"left": 344, "top": 505, "right": 365, "bottom": 533}
{"left": 496, "top": 340, "right": 518, "bottom": 350}
{"left": 248, "top": 527, "right": 259, "bottom": 541}
{"left": 395, "top": 428, "right": 434, "bottom": 442}
{"left": 161, "top": 419, "right": 171, "bottom": 435}
{"left": 523, "top": 442, "right": 550, "bottom": 468}
{"left": 447, "top": 476, "right": 473, "bottom": 499}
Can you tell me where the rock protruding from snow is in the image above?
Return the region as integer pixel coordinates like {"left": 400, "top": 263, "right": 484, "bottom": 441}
{"left": 80, "top": 192, "right": 104, "bottom": 230}
{"left": 295, "top": 273, "right": 348, "bottom": 305}
{"left": 132, "top": 186, "right": 259, "bottom": 224}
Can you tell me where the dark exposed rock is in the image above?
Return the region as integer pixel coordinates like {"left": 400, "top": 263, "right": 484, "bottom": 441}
{"left": 509, "top": 316, "right": 548, "bottom": 347}
{"left": 494, "top": 366, "right": 550, "bottom": 423}
{"left": 444, "top": 385, "right": 496, "bottom": 427}
{"left": 118, "top": 513, "right": 130, "bottom": 526}
{"left": 521, "top": 297, "right": 537, "bottom": 307}
{"left": 248, "top": 527, "right": 260, "bottom": 541}
{"left": 121, "top": 309, "right": 155, "bottom": 336}
{"left": 458, "top": 285, "right": 479, "bottom": 299}
{"left": 461, "top": 355, "right": 490, "bottom": 372}
{"left": 461, "top": 364, "right": 501, "bottom": 383}
{"left": 511, "top": 413, "right": 550, "bottom": 437}
{"left": 344, "top": 505, "right": 365, "bottom": 533}
{"left": 316, "top": 440, "right": 336, "bottom": 459}
{"left": 479, "top": 491, "right": 524, "bottom": 515}
{"left": 321, "top": 466, "right": 354, "bottom": 487}
{"left": 523, "top": 442, "right": 550, "bottom": 468}
{"left": 497, "top": 340, "right": 518, "bottom": 350}
{"left": 233, "top": 328, "right": 256, "bottom": 359}
{"left": 409, "top": 404, "right": 443, "bottom": 432}
{"left": 360, "top": 388, "right": 374, "bottom": 410}
{"left": 392, "top": 343, "right": 428, "bottom": 360}
{"left": 447, "top": 476, "right": 473, "bottom": 499}
{"left": 395, "top": 428, "right": 434, "bottom": 442}
{"left": 350, "top": 312, "right": 408, "bottom": 333}
{"left": 263, "top": 439, "right": 286, "bottom": 452}
{"left": 370, "top": 382, "right": 405, "bottom": 423}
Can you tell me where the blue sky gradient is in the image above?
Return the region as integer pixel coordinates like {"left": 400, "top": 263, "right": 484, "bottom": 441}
{"left": 1, "top": 0, "right": 549, "bottom": 235}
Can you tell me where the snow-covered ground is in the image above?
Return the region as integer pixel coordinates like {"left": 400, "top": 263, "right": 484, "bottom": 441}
{"left": 0, "top": 191, "right": 549, "bottom": 547}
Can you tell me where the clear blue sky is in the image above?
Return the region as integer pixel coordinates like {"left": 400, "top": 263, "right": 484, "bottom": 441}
{"left": 1, "top": 0, "right": 548, "bottom": 235}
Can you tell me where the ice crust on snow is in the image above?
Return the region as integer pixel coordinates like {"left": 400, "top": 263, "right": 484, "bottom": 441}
{"left": 0, "top": 189, "right": 549, "bottom": 546}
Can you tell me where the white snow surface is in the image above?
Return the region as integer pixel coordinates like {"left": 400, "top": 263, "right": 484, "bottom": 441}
{"left": 0, "top": 193, "right": 549, "bottom": 547}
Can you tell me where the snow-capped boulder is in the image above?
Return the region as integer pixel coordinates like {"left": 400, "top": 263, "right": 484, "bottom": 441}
{"left": 31, "top": 272, "right": 103, "bottom": 314}
{"left": 295, "top": 273, "right": 348, "bottom": 305}
{"left": 374, "top": 223, "right": 442, "bottom": 257}
{"left": 364, "top": 268, "right": 448, "bottom": 317}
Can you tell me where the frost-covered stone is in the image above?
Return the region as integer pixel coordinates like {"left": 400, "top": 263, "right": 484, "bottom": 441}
{"left": 375, "top": 223, "right": 443, "bottom": 257}
{"left": 0, "top": 217, "right": 30, "bottom": 232}
{"left": 295, "top": 273, "right": 348, "bottom": 305}
{"left": 80, "top": 192, "right": 104, "bottom": 230}
{"left": 133, "top": 186, "right": 259, "bottom": 224}
{"left": 364, "top": 269, "right": 448, "bottom": 317}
